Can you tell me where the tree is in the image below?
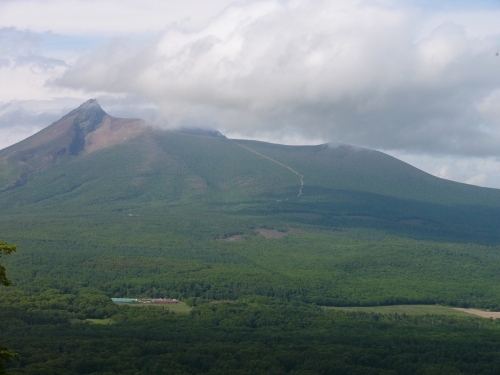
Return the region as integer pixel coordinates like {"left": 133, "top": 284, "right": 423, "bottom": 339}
{"left": 0, "top": 349, "right": 18, "bottom": 375}
{"left": 0, "top": 242, "right": 18, "bottom": 375}
{"left": 0, "top": 242, "right": 17, "bottom": 286}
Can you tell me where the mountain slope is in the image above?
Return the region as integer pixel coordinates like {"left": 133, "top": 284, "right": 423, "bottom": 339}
{"left": 3, "top": 100, "right": 500, "bottom": 312}
{"left": 0, "top": 99, "right": 146, "bottom": 191}
{"left": 235, "top": 140, "right": 500, "bottom": 207}
{"left": 1, "top": 100, "right": 500, "bottom": 244}
{"left": 0, "top": 131, "right": 303, "bottom": 211}
{"left": 3, "top": 99, "right": 500, "bottom": 207}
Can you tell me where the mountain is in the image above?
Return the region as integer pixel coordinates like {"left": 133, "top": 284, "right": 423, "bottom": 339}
{"left": 2, "top": 100, "right": 500, "bottom": 243}
{"left": 1, "top": 99, "right": 498, "bottom": 204}
{"left": 2, "top": 100, "right": 500, "bottom": 313}
{"left": 5, "top": 100, "right": 500, "bottom": 375}
{"left": 0, "top": 99, "right": 146, "bottom": 191}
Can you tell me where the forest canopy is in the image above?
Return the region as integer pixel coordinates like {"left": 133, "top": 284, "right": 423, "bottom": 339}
{"left": 0, "top": 242, "right": 16, "bottom": 287}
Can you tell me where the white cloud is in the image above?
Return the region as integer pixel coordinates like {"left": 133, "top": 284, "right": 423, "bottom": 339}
{"left": 0, "top": 28, "right": 84, "bottom": 101}
{"left": 466, "top": 173, "right": 488, "bottom": 186}
{"left": 0, "top": 0, "right": 237, "bottom": 35}
{"left": 0, "top": 64, "right": 67, "bottom": 101}
{"left": 2, "top": 0, "right": 500, "bottom": 187}
{"left": 417, "top": 22, "right": 468, "bottom": 69}
{"left": 418, "top": 9, "right": 500, "bottom": 40}
{"left": 52, "top": 0, "right": 500, "bottom": 159}
{"left": 387, "top": 151, "right": 500, "bottom": 188}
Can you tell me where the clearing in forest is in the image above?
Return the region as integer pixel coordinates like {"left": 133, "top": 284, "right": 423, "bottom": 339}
{"left": 454, "top": 308, "right": 500, "bottom": 319}
{"left": 219, "top": 235, "right": 245, "bottom": 242}
{"left": 122, "top": 301, "right": 192, "bottom": 314}
{"left": 324, "top": 305, "right": 472, "bottom": 317}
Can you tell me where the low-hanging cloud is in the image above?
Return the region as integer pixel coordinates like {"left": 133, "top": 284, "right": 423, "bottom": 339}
{"left": 53, "top": 0, "right": 500, "bottom": 157}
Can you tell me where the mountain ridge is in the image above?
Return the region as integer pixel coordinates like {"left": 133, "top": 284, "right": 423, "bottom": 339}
{"left": 2, "top": 99, "right": 500, "bottom": 211}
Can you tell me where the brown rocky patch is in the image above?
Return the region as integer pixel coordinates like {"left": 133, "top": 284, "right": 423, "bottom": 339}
{"left": 219, "top": 235, "right": 244, "bottom": 242}
{"left": 84, "top": 116, "right": 146, "bottom": 154}
{"left": 256, "top": 229, "right": 289, "bottom": 239}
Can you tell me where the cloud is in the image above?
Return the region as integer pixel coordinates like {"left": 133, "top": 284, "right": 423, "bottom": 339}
{"left": 0, "top": 0, "right": 237, "bottom": 35}
{"left": 3, "top": 0, "right": 500, "bottom": 187}
{"left": 50, "top": 0, "right": 500, "bottom": 158}
{"left": 466, "top": 173, "right": 488, "bottom": 186}
{"left": 386, "top": 151, "right": 500, "bottom": 188}
{"left": 0, "top": 28, "right": 86, "bottom": 101}
{"left": 95, "top": 95, "right": 167, "bottom": 124}
{"left": 0, "top": 27, "right": 43, "bottom": 55}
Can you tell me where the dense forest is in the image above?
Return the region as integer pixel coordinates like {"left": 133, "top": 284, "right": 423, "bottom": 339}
{"left": 2, "top": 293, "right": 500, "bottom": 374}
{"left": 3, "top": 213, "right": 500, "bottom": 374}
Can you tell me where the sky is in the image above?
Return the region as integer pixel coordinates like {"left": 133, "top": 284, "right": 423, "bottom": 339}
{"left": 1, "top": 0, "right": 500, "bottom": 187}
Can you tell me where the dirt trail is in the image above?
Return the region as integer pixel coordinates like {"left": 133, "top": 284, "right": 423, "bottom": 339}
{"left": 454, "top": 308, "right": 500, "bottom": 319}
{"left": 235, "top": 142, "right": 304, "bottom": 197}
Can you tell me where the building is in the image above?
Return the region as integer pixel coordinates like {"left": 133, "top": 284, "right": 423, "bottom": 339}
{"left": 111, "top": 298, "right": 138, "bottom": 303}
{"left": 140, "top": 298, "right": 178, "bottom": 304}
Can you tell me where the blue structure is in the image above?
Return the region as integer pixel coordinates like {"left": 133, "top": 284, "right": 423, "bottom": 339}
{"left": 111, "top": 298, "right": 138, "bottom": 303}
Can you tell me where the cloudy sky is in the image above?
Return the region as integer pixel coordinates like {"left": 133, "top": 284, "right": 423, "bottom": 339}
{"left": 1, "top": 0, "right": 500, "bottom": 187}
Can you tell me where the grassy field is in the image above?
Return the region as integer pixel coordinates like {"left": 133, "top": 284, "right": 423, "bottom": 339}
{"left": 323, "top": 304, "right": 472, "bottom": 316}
{"left": 117, "top": 301, "right": 192, "bottom": 314}
{"left": 85, "top": 318, "right": 116, "bottom": 325}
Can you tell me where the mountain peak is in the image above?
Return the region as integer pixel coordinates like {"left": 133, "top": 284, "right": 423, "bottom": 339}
{"left": 66, "top": 98, "right": 105, "bottom": 118}
{"left": 55, "top": 99, "right": 107, "bottom": 155}
{"left": 0, "top": 100, "right": 145, "bottom": 191}
{"left": 78, "top": 98, "right": 101, "bottom": 111}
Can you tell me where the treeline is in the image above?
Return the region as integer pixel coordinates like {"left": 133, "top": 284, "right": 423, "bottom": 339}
{"left": 5, "top": 226, "right": 500, "bottom": 310}
{"left": 2, "top": 297, "right": 500, "bottom": 374}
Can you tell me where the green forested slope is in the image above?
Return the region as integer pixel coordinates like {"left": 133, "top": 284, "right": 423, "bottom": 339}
{"left": 236, "top": 140, "right": 500, "bottom": 206}
{"left": 4, "top": 130, "right": 500, "bottom": 211}
{"left": 0, "top": 132, "right": 299, "bottom": 212}
{"left": 1, "top": 130, "right": 500, "bottom": 307}
{"left": 2, "top": 131, "right": 500, "bottom": 243}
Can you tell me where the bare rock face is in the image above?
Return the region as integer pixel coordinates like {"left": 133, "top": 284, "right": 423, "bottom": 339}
{"left": 0, "top": 99, "right": 146, "bottom": 190}
{"left": 83, "top": 115, "right": 146, "bottom": 154}
{"left": 67, "top": 99, "right": 107, "bottom": 155}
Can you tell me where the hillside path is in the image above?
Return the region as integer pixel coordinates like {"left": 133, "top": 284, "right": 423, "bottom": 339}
{"left": 234, "top": 142, "right": 304, "bottom": 197}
